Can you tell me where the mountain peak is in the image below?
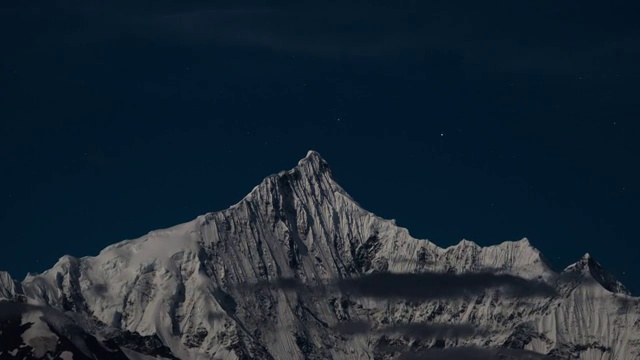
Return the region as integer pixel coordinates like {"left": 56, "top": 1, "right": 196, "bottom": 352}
{"left": 241, "top": 149, "right": 346, "bottom": 209}
{"left": 298, "top": 150, "right": 327, "bottom": 166}
{"left": 564, "top": 253, "right": 630, "bottom": 295}
{"left": 456, "top": 239, "right": 480, "bottom": 248}
{"left": 298, "top": 150, "right": 324, "bottom": 164}
{"left": 518, "top": 237, "right": 531, "bottom": 246}
{"left": 292, "top": 150, "right": 332, "bottom": 177}
{"left": 0, "top": 271, "right": 22, "bottom": 300}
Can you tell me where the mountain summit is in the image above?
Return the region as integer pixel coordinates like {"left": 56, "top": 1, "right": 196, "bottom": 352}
{"left": 563, "top": 253, "right": 630, "bottom": 295}
{"left": 1, "top": 151, "right": 639, "bottom": 360}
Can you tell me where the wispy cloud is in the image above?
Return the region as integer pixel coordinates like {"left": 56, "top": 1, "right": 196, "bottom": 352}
{"left": 137, "top": 1, "right": 640, "bottom": 74}
{"left": 6, "top": 0, "right": 638, "bottom": 75}
{"left": 397, "top": 346, "right": 552, "bottom": 360}
{"left": 334, "top": 320, "right": 486, "bottom": 338}
{"left": 240, "top": 271, "right": 556, "bottom": 300}
{"left": 138, "top": 3, "right": 425, "bottom": 59}
{"left": 335, "top": 272, "right": 556, "bottom": 300}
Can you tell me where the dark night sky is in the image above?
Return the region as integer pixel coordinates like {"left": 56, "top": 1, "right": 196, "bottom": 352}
{"left": 1, "top": 0, "right": 639, "bottom": 293}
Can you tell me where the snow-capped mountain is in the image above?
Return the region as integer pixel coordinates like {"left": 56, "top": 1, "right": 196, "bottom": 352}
{"left": 1, "top": 150, "right": 639, "bottom": 360}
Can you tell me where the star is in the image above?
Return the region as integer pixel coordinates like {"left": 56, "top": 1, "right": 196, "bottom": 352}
{"left": 440, "top": 133, "right": 444, "bottom": 137}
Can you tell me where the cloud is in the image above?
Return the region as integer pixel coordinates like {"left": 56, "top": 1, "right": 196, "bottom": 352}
{"left": 136, "top": 1, "right": 640, "bottom": 75}
{"left": 239, "top": 270, "right": 556, "bottom": 301}
{"left": 333, "top": 320, "right": 371, "bottom": 335}
{"left": 238, "top": 277, "right": 309, "bottom": 292}
{"left": 335, "top": 272, "right": 557, "bottom": 300}
{"left": 132, "top": 3, "right": 429, "bottom": 60}
{"left": 334, "top": 320, "right": 485, "bottom": 338}
{"left": 6, "top": 0, "right": 638, "bottom": 76}
{"left": 207, "top": 312, "right": 227, "bottom": 322}
{"left": 396, "top": 346, "right": 552, "bottom": 360}
{"left": 92, "top": 283, "right": 109, "bottom": 296}
{"left": 383, "top": 322, "right": 483, "bottom": 338}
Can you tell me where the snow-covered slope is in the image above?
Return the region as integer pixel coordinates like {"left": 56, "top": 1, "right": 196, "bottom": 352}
{"left": 1, "top": 150, "right": 638, "bottom": 360}
{"left": 0, "top": 301, "right": 130, "bottom": 359}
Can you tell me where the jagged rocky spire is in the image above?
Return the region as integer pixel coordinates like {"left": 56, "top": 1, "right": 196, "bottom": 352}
{"left": 563, "top": 253, "right": 630, "bottom": 295}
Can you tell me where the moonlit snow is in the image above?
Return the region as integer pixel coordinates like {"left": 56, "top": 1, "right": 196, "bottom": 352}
{"left": 1, "top": 151, "right": 639, "bottom": 359}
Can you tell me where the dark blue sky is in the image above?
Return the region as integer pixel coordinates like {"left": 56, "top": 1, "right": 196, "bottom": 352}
{"left": 1, "top": 0, "right": 639, "bottom": 293}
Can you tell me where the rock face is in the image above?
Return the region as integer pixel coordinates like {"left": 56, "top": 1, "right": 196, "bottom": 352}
{"left": 0, "top": 301, "right": 131, "bottom": 360}
{"left": 1, "top": 150, "right": 639, "bottom": 360}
